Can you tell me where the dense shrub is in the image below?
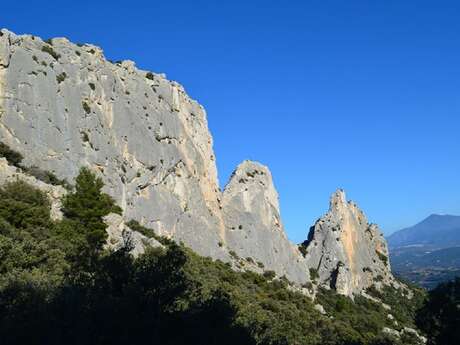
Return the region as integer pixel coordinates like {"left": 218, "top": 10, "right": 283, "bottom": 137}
{"left": 0, "top": 142, "right": 23, "bottom": 167}
{"left": 0, "top": 172, "right": 439, "bottom": 345}
{"left": 416, "top": 278, "right": 460, "bottom": 345}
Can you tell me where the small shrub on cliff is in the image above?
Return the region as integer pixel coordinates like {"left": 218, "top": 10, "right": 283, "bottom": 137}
{"left": 41, "top": 44, "right": 61, "bottom": 60}
{"left": 56, "top": 72, "right": 67, "bottom": 84}
{"left": 0, "top": 142, "right": 23, "bottom": 167}
{"left": 309, "top": 267, "right": 319, "bottom": 281}
{"left": 82, "top": 101, "right": 91, "bottom": 114}
{"left": 375, "top": 250, "right": 389, "bottom": 266}
{"left": 25, "top": 166, "right": 70, "bottom": 188}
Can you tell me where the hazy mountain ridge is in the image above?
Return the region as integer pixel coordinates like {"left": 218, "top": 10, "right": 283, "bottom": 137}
{"left": 388, "top": 214, "right": 460, "bottom": 248}
{"left": 388, "top": 214, "right": 460, "bottom": 288}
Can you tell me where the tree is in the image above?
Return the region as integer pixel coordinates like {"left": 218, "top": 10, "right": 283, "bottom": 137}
{"left": 62, "top": 168, "right": 121, "bottom": 251}
{"left": 416, "top": 278, "right": 460, "bottom": 345}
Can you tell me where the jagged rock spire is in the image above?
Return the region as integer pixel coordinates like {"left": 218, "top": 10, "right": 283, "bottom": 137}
{"left": 0, "top": 29, "right": 397, "bottom": 296}
{"left": 221, "top": 160, "right": 309, "bottom": 284}
{"left": 303, "top": 189, "right": 395, "bottom": 295}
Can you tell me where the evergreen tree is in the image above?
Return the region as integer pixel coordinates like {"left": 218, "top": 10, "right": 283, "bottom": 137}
{"left": 416, "top": 278, "right": 460, "bottom": 345}
{"left": 62, "top": 167, "right": 121, "bottom": 251}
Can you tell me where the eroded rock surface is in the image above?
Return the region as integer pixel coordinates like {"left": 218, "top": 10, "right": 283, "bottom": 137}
{"left": 0, "top": 29, "right": 398, "bottom": 296}
{"left": 0, "top": 29, "right": 226, "bottom": 260}
{"left": 222, "top": 161, "right": 309, "bottom": 284}
{"left": 302, "top": 189, "right": 395, "bottom": 295}
{"left": 104, "top": 213, "right": 163, "bottom": 257}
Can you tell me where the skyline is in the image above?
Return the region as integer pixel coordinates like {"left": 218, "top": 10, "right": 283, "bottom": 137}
{"left": 2, "top": 0, "right": 460, "bottom": 242}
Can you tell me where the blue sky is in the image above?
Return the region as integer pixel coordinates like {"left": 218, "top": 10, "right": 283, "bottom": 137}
{"left": 2, "top": 1, "right": 460, "bottom": 242}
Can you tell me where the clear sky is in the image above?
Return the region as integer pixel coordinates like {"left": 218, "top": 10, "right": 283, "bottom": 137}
{"left": 2, "top": 1, "right": 460, "bottom": 242}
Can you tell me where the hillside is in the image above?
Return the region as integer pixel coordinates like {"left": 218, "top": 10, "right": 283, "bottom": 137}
{"left": 388, "top": 214, "right": 460, "bottom": 248}
{"left": 388, "top": 215, "right": 460, "bottom": 288}
{"left": 0, "top": 170, "right": 427, "bottom": 345}
{"left": 1, "top": 28, "right": 456, "bottom": 345}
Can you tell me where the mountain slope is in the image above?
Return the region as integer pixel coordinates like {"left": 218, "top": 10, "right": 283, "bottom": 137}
{"left": 388, "top": 214, "right": 460, "bottom": 248}
{"left": 388, "top": 214, "right": 460, "bottom": 288}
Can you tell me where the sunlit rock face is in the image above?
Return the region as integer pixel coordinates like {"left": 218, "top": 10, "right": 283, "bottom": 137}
{"left": 0, "top": 29, "right": 397, "bottom": 296}
{"left": 302, "top": 189, "right": 394, "bottom": 295}
{"left": 221, "top": 160, "right": 309, "bottom": 284}
{"left": 0, "top": 29, "right": 227, "bottom": 260}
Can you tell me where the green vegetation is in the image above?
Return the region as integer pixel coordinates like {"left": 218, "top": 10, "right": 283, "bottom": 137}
{"left": 298, "top": 242, "right": 308, "bottom": 256}
{"left": 310, "top": 267, "right": 319, "bottom": 281}
{"left": 62, "top": 167, "right": 121, "bottom": 252}
{"left": 41, "top": 44, "right": 61, "bottom": 60}
{"left": 56, "top": 72, "right": 67, "bottom": 83}
{"left": 0, "top": 142, "right": 68, "bottom": 187}
{"left": 376, "top": 250, "right": 389, "bottom": 266}
{"left": 82, "top": 101, "right": 91, "bottom": 114}
{"left": 416, "top": 278, "right": 460, "bottom": 345}
{"left": 126, "top": 219, "right": 172, "bottom": 246}
{"left": 26, "top": 166, "right": 70, "bottom": 188}
{"left": 146, "top": 72, "right": 154, "bottom": 80}
{"left": 366, "top": 284, "right": 426, "bottom": 328}
{"left": 0, "top": 142, "right": 23, "bottom": 167}
{"left": 0, "top": 170, "right": 456, "bottom": 345}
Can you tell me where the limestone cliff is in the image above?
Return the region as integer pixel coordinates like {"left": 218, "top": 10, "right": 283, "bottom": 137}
{"left": 302, "top": 190, "right": 395, "bottom": 295}
{"left": 222, "top": 161, "right": 309, "bottom": 284}
{"left": 0, "top": 28, "right": 226, "bottom": 260}
{"left": 0, "top": 29, "right": 397, "bottom": 296}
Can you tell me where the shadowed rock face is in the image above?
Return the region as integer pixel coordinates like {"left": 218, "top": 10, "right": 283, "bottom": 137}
{"left": 0, "top": 29, "right": 397, "bottom": 296}
{"left": 303, "top": 190, "right": 394, "bottom": 295}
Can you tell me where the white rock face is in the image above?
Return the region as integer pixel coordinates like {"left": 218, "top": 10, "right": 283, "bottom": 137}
{"left": 302, "top": 189, "right": 395, "bottom": 295}
{"left": 222, "top": 161, "right": 309, "bottom": 284}
{"left": 0, "top": 29, "right": 227, "bottom": 260}
{"left": 104, "top": 213, "right": 163, "bottom": 257}
{"left": 0, "top": 29, "right": 398, "bottom": 296}
{"left": 0, "top": 157, "right": 160, "bottom": 256}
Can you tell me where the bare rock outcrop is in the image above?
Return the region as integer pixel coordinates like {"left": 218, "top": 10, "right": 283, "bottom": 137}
{"left": 302, "top": 189, "right": 394, "bottom": 295}
{"left": 0, "top": 157, "right": 160, "bottom": 256}
{"left": 104, "top": 213, "right": 163, "bottom": 257}
{"left": 222, "top": 161, "right": 309, "bottom": 284}
{"left": 0, "top": 29, "right": 227, "bottom": 260}
{"left": 0, "top": 29, "right": 399, "bottom": 296}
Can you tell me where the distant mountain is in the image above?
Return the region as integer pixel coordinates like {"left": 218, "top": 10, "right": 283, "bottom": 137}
{"left": 388, "top": 214, "right": 460, "bottom": 249}
{"left": 388, "top": 214, "right": 460, "bottom": 289}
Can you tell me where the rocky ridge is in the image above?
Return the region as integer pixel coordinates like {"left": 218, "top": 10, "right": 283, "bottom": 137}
{"left": 301, "top": 190, "right": 397, "bottom": 295}
{"left": 0, "top": 29, "right": 396, "bottom": 296}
